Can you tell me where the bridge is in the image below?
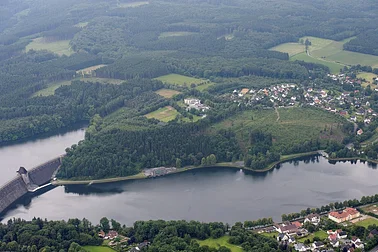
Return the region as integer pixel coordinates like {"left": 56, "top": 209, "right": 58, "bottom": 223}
{"left": 0, "top": 156, "right": 64, "bottom": 215}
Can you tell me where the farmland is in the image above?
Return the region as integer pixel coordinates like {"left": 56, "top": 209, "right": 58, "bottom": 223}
{"left": 196, "top": 236, "right": 243, "bottom": 252}
{"left": 144, "top": 106, "right": 180, "bottom": 122}
{"left": 155, "top": 74, "right": 209, "bottom": 87}
{"left": 155, "top": 89, "right": 181, "bottom": 98}
{"left": 208, "top": 107, "right": 346, "bottom": 152}
{"left": 25, "top": 37, "right": 73, "bottom": 56}
{"left": 271, "top": 36, "right": 378, "bottom": 73}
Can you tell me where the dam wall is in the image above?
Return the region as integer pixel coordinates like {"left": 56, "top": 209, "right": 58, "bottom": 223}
{"left": 0, "top": 156, "right": 62, "bottom": 215}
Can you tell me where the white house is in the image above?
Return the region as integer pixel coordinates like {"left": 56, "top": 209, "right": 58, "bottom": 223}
{"left": 338, "top": 231, "right": 347, "bottom": 239}
{"left": 294, "top": 243, "right": 309, "bottom": 252}
{"left": 312, "top": 241, "right": 325, "bottom": 250}
{"left": 304, "top": 213, "right": 320, "bottom": 225}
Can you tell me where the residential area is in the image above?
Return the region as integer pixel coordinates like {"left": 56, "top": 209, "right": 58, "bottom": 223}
{"left": 257, "top": 205, "right": 378, "bottom": 252}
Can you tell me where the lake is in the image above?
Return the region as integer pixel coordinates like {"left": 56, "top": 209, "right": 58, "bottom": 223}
{"left": 2, "top": 155, "right": 378, "bottom": 226}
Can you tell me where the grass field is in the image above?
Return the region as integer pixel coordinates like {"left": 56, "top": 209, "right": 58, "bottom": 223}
{"left": 357, "top": 72, "right": 378, "bottom": 85}
{"left": 118, "top": 1, "right": 149, "bottom": 8}
{"left": 196, "top": 236, "right": 243, "bottom": 252}
{"left": 155, "top": 74, "right": 208, "bottom": 87}
{"left": 271, "top": 36, "right": 378, "bottom": 73}
{"left": 260, "top": 231, "right": 279, "bottom": 238}
{"left": 297, "top": 230, "right": 328, "bottom": 243}
{"left": 77, "top": 64, "right": 107, "bottom": 74}
{"left": 26, "top": 37, "right": 73, "bottom": 56}
{"left": 79, "top": 77, "right": 125, "bottom": 85}
{"left": 75, "top": 22, "right": 89, "bottom": 28}
{"left": 83, "top": 246, "right": 116, "bottom": 252}
{"left": 32, "top": 80, "right": 72, "bottom": 97}
{"left": 159, "top": 32, "right": 197, "bottom": 39}
{"left": 208, "top": 107, "right": 346, "bottom": 152}
{"left": 355, "top": 218, "right": 378, "bottom": 228}
{"left": 145, "top": 106, "right": 180, "bottom": 122}
{"left": 155, "top": 89, "right": 181, "bottom": 98}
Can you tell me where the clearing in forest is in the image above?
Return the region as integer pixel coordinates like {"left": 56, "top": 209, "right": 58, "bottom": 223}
{"left": 78, "top": 77, "right": 125, "bottom": 85}
{"left": 155, "top": 89, "right": 181, "bottom": 98}
{"left": 208, "top": 107, "right": 346, "bottom": 152}
{"left": 159, "top": 32, "right": 198, "bottom": 39}
{"left": 270, "top": 36, "right": 378, "bottom": 73}
{"left": 76, "top": 65, "right": 107, "bottom": 76}
{"left": 83, "top": 246, "right": 116, "bottom": 252}
{"left": 25, "top": 37, "right": 73, "bottom": 56}
{"left": 118, "top": 1, "right": 149, "bottom": 8}
{"left": 155, "top": 74, "right": 210, "bottom": 88}
{"left": 196, "top": 236, "right": 243, "bottom": 252}
{"left": 32, "top": 80, "right": 72, "bottom": 97}
{"left": 144, "top": 106, "right": 180, "bottom": 122}
{"left": 74, "top": 22, "right": 89, "bottom": 28}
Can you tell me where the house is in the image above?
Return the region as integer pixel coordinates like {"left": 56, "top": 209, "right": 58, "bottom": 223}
{"left": 294, "top": 243, "right": 309, "bottom": 252}
{"left": 292, "top": 221, "right": 302, "bottom": 228}
{"left": 351, "top": 236, "right": 361, "bottom": 244}
{"left": 277, "top": 233, "right": 287, "bottom": 242}
{"left": 107, "top": 230, "right": 119, "bottom": 240}
{"left": 129, "top": 241, "right": 150, "bottom": 252}
{"left": 274, "top": 223, "right": 298, "bottom": 234}
{"left": 369, "top": 229, "right": 378, "bottom": 238}
{"left": 312, "top": 241, "right": 325, "bottom": 250}
{"left": 98, "top": 230, "right": 105, "bottom": 238}
{"left": 328, "top": 208, "right": 360, "bottom": 223}
{"left": 350, "top": 116, "right": 357, "bottom": 122}
{"left": 330, "top": 239, "right": 340, "bottom": 248}
{"left": 340, "top": 110, "right": 348, "bottom": 116}
{"left": 364, "top": 118, "right": 371, "bottom": 124}
{"left": 338, "top": 231, "right": 347, "bottom": 239}
{"left": 354, "top": 242, "right": 364, "bottom": 249}
{"left": 305, "top": 213, "right": 320, "bottom": 225}
{"left": 328, "top": 233, "right": 337, "bottom": 241}
{"left": 356, "top": 109, "right": 365, "bottom": 115}
{"left": 357, "top": 129, "right": 363, "bottom": 136}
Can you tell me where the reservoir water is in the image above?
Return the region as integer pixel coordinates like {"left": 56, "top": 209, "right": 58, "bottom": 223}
{"left": 2, "top": 154, "right": 378, "bottom": 226}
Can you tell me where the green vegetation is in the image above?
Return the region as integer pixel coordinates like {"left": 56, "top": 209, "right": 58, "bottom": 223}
{"left": 83, "top": 246, "right": 116, "bottom": 252}
{"left": 25, "top": 37, "right": 73, "bottom": 56}
{"left": 32, "top": 80, "right": 72, "bottom": 97}
{"left": 197, "top": 236, "right": 243, "bottom": 252}
{"left": 159, "top": 32, "right": 198, "bottom": 39}
{"left": 291, "top": 52, "right": 343, "bottom": 74}
{"left": 209, "top": 107, "right": 346, "bottom": 153}
{"left": 155, "top": 89, "right": 181, "bottom": 98}
{"left": 75, "top": 22, "right": 89, "bottom": 28}
{"left": 260, "top": 232, "right": 279, "bottom": 239}
{"left": 297, "top": 230, "right": 328, "bottom": 243}
{"left": 270, "top": 43, "right": 304, "bottom": 57}
{"left": 355, "top": 218, "right": 378, "bottom": 228}
{"left": 155, "top": 74, "right": 208, "bottom": 87}
{"left": 144, "top": 106, "right": 180, "bottom": 122}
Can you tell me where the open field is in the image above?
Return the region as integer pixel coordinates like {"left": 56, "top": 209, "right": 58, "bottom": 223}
{"left": 155, "top": 74, "right": 209, "bottom": 87}
{"left": 159, "top": 32, "right": 197, "bottom": 39}
{"left": 355, "top": 217, "right": 378, "bottom": 228}
{"left": 208, "top": 107, "right": 346, "bottom": 152}
{"left": 77, "top": 64, "right": 107, "bottom": 74}
{"left": 79, "top": 77, "right": 125, "bottom": 85}
{"left": 155, "top": 89, "right": 181, "bottom": 98}
{"left": 83, "top": 246, "right": 116, "bottom": 252}
{"left": 145, "top": 106, "right": 180, "bottom": 122}
{"left": 32, "top": 80, "right": 72, "bottom": 97}
{"left": 361, "top": 204, "right": 378, "bottom": 215}
{"left": 75, "top": 22, "right": 89, "bottom": 28}
{"left": 118, "top": 1, "right": 149, "bottom": 8}
{"left": 260, "top": 231, "right": 279, "bottom": 238}
{"left": 195, "top": 82, "right": 215, "bottom": 91}
{"left": 196, "top": 236, "right": 243, "bottom": 252}
{"left": 271, "top": 36, "right": 378, "bottom": 73}
{"left": 297, "top": 230, "right": 328, "bottom": 243}
{"left": 25, "top": 37, "right": 73, "bottom": 56}
{"left": 357, "top": 72, "right": 378, "bottom": 87}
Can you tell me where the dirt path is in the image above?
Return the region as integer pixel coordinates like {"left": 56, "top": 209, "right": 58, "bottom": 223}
{"left": 275, "top": 106, "right": 280, "bottom": 122}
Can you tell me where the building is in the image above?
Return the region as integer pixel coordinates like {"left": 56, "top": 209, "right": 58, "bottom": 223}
{"left": 294, "top": 243, "right": 309, "bottom": 252}
{"left": 357, "top": 129, "right": 364, "bottom": 136}
{"left": 328, "top": 208, "right": 360, "bottom": 223}
{"left": 274, "top": 223, "right": 298, "bottom": 234}
{"left": 304, "top": 213, "right": 320, "bottom": 225}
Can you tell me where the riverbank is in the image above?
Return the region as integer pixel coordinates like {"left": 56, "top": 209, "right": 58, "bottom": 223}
{"left": 53, "top": 151, "right": 319, "bottom": 185}
{"left": 327, "top": 156, "right": 378, "bottom": 164}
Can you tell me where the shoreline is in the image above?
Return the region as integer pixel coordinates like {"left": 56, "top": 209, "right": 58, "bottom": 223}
{"left": 327, "top": 157, "right": 378, "bottom": 164}
{"left": 53, "top": 151, "right": 319, "bottom": 186}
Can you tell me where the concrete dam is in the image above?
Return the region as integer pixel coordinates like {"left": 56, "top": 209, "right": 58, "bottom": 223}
{"left": 0, "top": 156, "right": 63, "bottom": 215}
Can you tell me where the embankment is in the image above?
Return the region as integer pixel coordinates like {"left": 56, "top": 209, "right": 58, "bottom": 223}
{"left": 0, "top": 157, "right": 62, "bottom": 215}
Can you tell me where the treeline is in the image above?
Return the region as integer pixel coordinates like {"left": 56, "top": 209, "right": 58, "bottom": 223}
{"left": 344, "top": 29, "right": 378, "bottom": 56}
{"left": 0, "top": 218, "right": 102, "bottom": 252}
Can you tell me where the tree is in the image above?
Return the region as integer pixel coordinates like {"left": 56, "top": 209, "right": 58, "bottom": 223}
{"left": 100, "top": 217, "right": 110, "bottom": 233}
{"left": 176, "top": 158, "right": 182, "bottom": 168}
{"left": 209, "top": 154, "right": 217, "bottom": 165}
{"left": 111, "top": 219, "right": 121, "bottom": 231}
{"left": 201, "top": 157, "right": 206, "bottom": 166}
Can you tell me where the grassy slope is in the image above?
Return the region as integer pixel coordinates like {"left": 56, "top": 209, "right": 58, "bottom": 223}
{"left": 26, "top": 37, "right": 73, "bottom": 56}
{"left": 196, "top": 236, "right": 243, "bottom": 252}
{"left": 145, "top": 106, "right": 180, "bottom": 122}
{"left": 208, "top": 107, "right": 346, "bottom": 152}
{"left": 291, "top": 53, "right": 343, "bottom": 74}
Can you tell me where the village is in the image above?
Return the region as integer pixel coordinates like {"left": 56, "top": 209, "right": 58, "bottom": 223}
{"left": 258, "top": 206, "right": 378, "bottom": 252}
{"left": 229, "top": 73, "right": 378, "bottom": 137}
